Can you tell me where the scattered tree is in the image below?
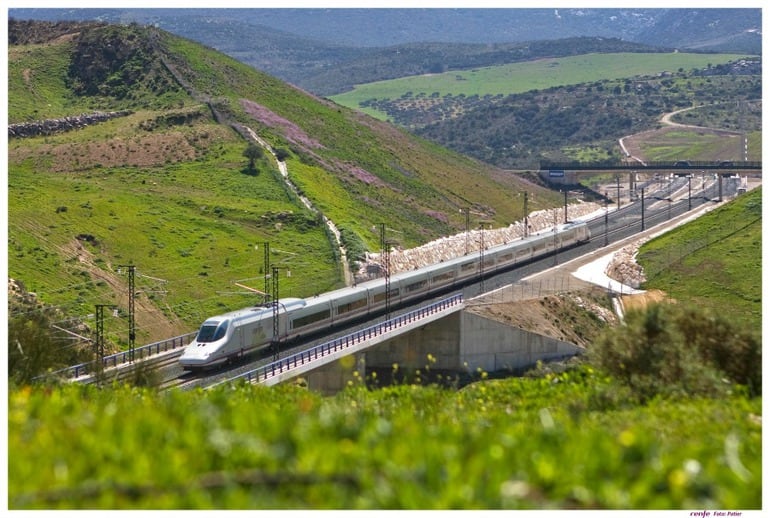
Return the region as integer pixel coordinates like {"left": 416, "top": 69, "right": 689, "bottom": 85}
{"left": 243, "top": 143, "right": 264, "bottom": 172}
{"left": 273, "top": 147, "right": 291, "bottom": 162}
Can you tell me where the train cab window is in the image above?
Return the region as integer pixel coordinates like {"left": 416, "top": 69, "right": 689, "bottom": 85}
{"left": 197, "top": 321, "right": 228, "bottom": 343}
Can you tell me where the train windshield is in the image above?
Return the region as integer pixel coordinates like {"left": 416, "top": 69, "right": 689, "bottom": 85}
{"left": 196, "top": 320, "right": 228, "bottom": 343}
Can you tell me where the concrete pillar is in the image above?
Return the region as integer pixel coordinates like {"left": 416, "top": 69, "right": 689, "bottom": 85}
{"left": 365, "top": 311, "right": 462, "bottom": 371}
{"left": 460, "top": 311, "right": 582, "bottom": 374}
{"left": 304, "top": 353, "right": 366, "bottom": 395}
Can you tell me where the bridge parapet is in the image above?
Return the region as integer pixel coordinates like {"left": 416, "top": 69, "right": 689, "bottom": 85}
{"left": 34, "top": 332, "right": 196, "bottom": 382}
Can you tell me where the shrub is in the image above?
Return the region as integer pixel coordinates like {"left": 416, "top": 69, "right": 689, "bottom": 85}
{"left": 273, "top": 147, "right": 291, "bottom": 162}
{"left": 337, "top": 225, "right": 368, "bottom": 270}
{"left": 8, "top": 308, "right": 93, "bottom": 384}
{"left": 587, "top": 302, "right": 761, "bottom": 400}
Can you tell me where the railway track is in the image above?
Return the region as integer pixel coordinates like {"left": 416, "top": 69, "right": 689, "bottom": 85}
{"left": 52, "top": 177, "right": 739, "bottom": 390}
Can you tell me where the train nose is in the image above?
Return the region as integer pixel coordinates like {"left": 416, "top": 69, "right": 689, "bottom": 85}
{"left": 179, "top": 344, "right": 212, "bottom": 366}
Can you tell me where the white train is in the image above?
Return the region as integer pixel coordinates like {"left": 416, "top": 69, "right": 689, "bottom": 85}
{"left": 179, "top": 222, "right": 590, "bottom": 369}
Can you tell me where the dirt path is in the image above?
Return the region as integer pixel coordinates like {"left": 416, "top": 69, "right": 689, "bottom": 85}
{"left": 62, "top": 239, "right": 186, "bottom": 347}
{"left": 620, "top": 106, "right": 743, "bottom": 164}
{"left": 242, "top": 126, "right": 353, "bottom": 286}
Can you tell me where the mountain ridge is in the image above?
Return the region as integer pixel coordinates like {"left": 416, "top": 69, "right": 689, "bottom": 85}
{"left": 10, "top": 8, "right": 762, "bottom": 49}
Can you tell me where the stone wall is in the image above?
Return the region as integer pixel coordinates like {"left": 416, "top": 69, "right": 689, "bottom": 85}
{"left": 9, "top": 110, "right": 133, "bottom": 138}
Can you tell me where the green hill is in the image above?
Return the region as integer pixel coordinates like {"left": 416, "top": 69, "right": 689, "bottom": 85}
{"left": 325, "top": 51, "right": 759, "bottom": 169}
{"left": 8, "top": 21, "right": 558, "bottom": 345}
{"left": 637, "top": 187, "right": 762, "bottom": 333}
{"left": 330, "top": 51, "right": 752, "bottom": 118}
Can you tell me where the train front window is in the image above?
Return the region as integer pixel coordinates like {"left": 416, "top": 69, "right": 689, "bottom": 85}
{"left": 197, "top": 321, "right": 228, "bottom": 343}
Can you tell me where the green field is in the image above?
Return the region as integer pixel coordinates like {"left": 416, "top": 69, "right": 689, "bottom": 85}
{"left": 331, "top": 52, "right": 753, "bottom": 120}
{"left": 637, "top": 129, "right": 762, "bottom": 163}
{"left": 637, "top": 187, "right": 762, "bottom": 332}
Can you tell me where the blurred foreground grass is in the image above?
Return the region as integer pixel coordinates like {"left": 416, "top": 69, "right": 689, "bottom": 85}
{"left": 8, "top": 368, "right": 761, "bottom": 509}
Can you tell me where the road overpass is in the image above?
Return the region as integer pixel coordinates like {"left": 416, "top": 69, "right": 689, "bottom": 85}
{"left": 539, "top": 160, "right": 762, "bottom": 171}
{"left": 537, "top": 160, "right": 760, "bottom": 195}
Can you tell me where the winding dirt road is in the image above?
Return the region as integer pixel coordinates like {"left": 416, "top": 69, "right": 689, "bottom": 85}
{"left": 619, "top": 105, "right": 743, "bottom": 165}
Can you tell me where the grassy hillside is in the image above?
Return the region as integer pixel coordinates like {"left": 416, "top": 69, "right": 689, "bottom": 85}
{"left": 637, "top": 187, "right": 762, "bottom": 333}
{"left": 8, "top": 22, "right": 558, "bottom": 345}
{"left": 326, "top": 52, "right": 760, "bottom": 169}
{"left": 331, "top": 52, "right": 753, "bottom": 120}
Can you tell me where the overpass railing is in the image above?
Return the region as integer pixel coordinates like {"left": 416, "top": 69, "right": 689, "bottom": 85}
{"left": 216, "top": 293, "right": 464, "bottom": 387}
{"left": 34, "top": 332, "right": 196, "bottom": 381}
{"left": 540, "top": 160, "right": 762, "bottom": 171}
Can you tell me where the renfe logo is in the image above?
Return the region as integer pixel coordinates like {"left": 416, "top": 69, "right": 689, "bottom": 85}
{"left": 690, "top": 512, "right": 743, "bottom": 517}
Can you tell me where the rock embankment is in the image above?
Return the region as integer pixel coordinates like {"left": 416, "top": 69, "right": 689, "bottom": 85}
{"left": 357, "top": 202, "right": 602, "bottom": 280}
{"left": 605, "top": 242, "right": 647, "bottom": 289}
{"left": 8, "top": 110, "right": 133, "bottom": 138}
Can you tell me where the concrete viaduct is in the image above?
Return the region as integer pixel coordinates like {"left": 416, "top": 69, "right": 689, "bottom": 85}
{"left": 217, "top": 291, "right": 581, "bottom": 394}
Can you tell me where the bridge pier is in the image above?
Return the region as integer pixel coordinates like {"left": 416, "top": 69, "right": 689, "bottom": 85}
{"left": 366, "top": 311, "right": 463, "bottom": 372}
{"left": 258, "top": 290, "right": 587, "bottom": 395}
{"left": 301, "top": 309, "right": 584, "bottom": 394}
{"left": 459, "top": 310, "right": 582, "bottom": 374}
{"left": 304, "top": 353, "right": 366, "bottom": 395}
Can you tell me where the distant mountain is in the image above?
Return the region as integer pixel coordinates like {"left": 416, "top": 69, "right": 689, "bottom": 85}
{"left": 10, "top": 8, "right": 762, "bottom": 50}
{"left": 10, "top": 8, "right": 762, "bottom": 96}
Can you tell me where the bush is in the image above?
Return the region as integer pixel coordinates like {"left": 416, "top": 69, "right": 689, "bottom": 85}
{"left": 273, "top": 147, "right": 291, "bottom": 162}
{"left": 337, "top": 225, "right": 368, "bottom": 270}
{"left": 8, "top": 308, "right": 93, "bottom": 384}
{"left": 587, "top": 302, "right": 761, "bottom": 401}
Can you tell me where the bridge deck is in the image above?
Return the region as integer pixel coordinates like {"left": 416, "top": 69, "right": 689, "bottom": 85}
{"left": 539, "top": 160, "right": 761, "bottom": 171}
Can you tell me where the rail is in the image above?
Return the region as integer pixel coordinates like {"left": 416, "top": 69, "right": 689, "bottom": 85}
{"left": 35, "top": 332, "right": 197, "bottom": 381}
{"left": 216, "top": 293, "right": 464, "bottom": 387}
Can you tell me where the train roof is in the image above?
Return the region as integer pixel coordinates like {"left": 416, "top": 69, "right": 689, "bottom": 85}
{"left": 201, "top": 297, "right": 306, "bottom": 324}
{"left": 195, "top": 221, "right": 588, "bottom": 325}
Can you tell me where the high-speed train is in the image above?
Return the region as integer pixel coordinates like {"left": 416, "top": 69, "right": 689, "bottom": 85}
{"left": 179, "top": 222, "right": 590, "bottom": 369}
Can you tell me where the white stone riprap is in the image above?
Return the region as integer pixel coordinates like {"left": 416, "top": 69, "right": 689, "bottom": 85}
{"left": 358, "top": 202, "right": 602, "bottom": 279}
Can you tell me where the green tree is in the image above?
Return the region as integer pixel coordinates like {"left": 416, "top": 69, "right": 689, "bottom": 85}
{"left": 242, "top": 143, "right": 264, "bottom": 171}
{"left": 8, "top": 309, "right": 91, "bottom": 385}
{"left": 588, "top": 302, "right": 761, "bottom": 400}
{"left": 273, "top": 147, "right": 291, "bottom": 162}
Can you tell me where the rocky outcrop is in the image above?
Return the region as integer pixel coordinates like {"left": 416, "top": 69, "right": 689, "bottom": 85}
{"left": 8, "top": 110, "right": 133, "bottom": 138}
